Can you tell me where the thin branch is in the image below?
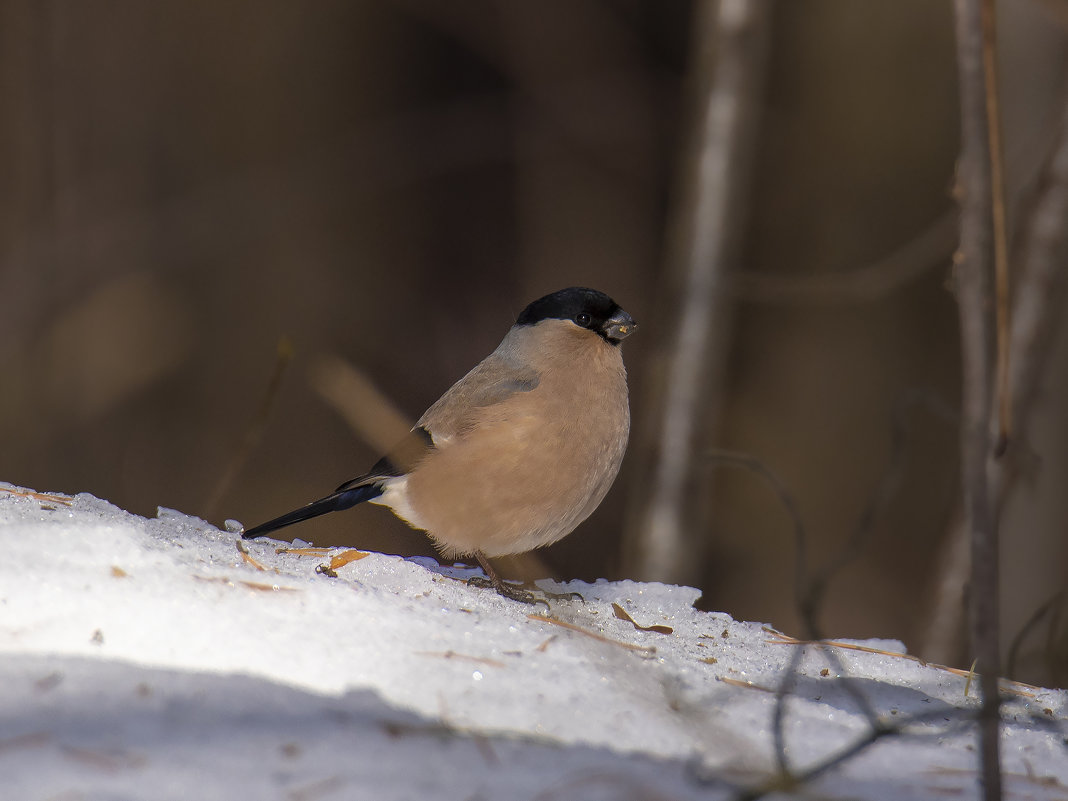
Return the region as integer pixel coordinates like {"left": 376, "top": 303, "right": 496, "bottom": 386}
{"left": 952, "top": 1, "right": 1002, "bottom": 798}
{"left": 1006, "top": 591, "right": 1065, "bottom": 680}
{"left": 704, "top": 450, "right": 808, "bottom": 613}
{"left": 308, "top": 353, "right": 414, "bottom": 454}
{"left": 624, "top": 0, "right": 772, "bottom": 584}
{"left": 204, "top": 337, "right": 294, "bottom": 520}
{"left": 925, "top": 11, "right": 1068, "bottom": 687}
{"left": 980, "top": 0, "right": 1012, "bottom": 452}
{"left": 732, "top": 707, "right": 981, "bottom": 801}
{"left": 999, "top": 91, "right": 1068, "bottom": 470}
{"left": 812, "top": 391, "right": 957, "bottom": 601}
{"left": 703, "top": 422, "right": 956, "bottom": 773}
{"left": 704, "top": 398, "right": 994, "bottom": 798}
{"left": 701, "top": 449, "right": 816, "bottom": 776}
{"left": 734, "top": 211, "right": 958, "bottom": 305}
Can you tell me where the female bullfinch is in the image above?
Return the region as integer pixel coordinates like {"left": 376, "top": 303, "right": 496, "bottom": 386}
{"left": 242, "top": 287, "right": 636, "bottom": 603}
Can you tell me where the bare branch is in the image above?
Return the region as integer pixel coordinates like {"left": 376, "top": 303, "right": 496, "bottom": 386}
{"left": 204, "top": 337, "right": 294, "bottom": 520}
{"left": 308, "top": 354, "right": 414, "bottom": 454}
{"left": 1000, "top": 94, "right": 1068, "bottom": 463}
{"left": 624, "top": 0, "right": 771, "bottom": 584}
{"left": 981, "top": 0, "right": 1012, "bottom": 451}
{"left": 952, "top": 0, "right": 1002, "bottom": 798}
{"left": 925, "top": 13, "right": 1068, "bottom": 688}
{"left": 734, "top": 211, "right": 957, "bottom": 305}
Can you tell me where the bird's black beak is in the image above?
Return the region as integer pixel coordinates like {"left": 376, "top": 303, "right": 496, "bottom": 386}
{"left": 603, "top": 311, "right": 637, "bottom": 343}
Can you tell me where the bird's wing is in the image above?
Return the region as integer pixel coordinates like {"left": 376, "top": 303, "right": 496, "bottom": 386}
{"left": 334, "top": 426, "right": 434, "bottom": 492}
{"left": 416, "top": 355, "right": 540, "bottom": 444}
{"left": 334, "top": 354, "right": 539, "bottom": 489}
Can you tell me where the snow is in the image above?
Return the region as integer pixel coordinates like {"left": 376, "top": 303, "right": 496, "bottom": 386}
{"left": 1, "top": 482, "right": 1066, "bottom": 800}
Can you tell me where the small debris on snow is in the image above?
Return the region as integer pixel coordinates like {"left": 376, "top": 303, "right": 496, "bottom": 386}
{"left": 1, "top": 482, "right": 1065, "bottom": 801}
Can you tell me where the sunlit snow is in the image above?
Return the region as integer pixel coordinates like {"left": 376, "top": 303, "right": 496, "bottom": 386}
{"left": 1, "top": 482, "right": 1065, "bottom": 800}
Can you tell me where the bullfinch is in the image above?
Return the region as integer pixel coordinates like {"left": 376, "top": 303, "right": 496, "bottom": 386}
{"left": 242, "top": 287, "right": 637, "bottom": 603}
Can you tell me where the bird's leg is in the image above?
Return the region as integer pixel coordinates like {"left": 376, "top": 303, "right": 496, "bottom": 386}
{"left": 469, "top": 551, "right": 549, "bottom": 607}
{"left": 468, "top": 552, "right": 584, "bottom": 604}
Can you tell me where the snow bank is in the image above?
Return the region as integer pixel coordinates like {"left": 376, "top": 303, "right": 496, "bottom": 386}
{"left": 1, "top": 483, "right": 1065, "bottom": 800}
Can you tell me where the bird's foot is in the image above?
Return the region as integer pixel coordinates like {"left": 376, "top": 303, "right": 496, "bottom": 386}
{"left": 467, "top": 551, "right": 584, "bottom": 607}
{"left": 466, "top": 575, "right": 550, "bottom": 608}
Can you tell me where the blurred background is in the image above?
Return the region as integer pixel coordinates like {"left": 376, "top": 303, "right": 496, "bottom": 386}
{"left": 2, "top": 1, "right": 1065, "bottom": 686}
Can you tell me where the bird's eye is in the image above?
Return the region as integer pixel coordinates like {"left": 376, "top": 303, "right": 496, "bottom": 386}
{"left": 575, "top": 312, "right": 592, "bottom": 328}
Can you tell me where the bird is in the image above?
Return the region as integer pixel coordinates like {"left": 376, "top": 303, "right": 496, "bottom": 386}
{"left": 242, "top": 287, "right": 637, "bottom": 603}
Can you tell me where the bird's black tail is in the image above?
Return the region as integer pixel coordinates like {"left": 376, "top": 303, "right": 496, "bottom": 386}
{"left": 241, "top": 483, "right": 384, "bottom": 539}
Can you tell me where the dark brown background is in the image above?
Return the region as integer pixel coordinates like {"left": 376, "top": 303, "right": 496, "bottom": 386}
{"left": 2, "top": 1, "right": 1065, "bottom": 686}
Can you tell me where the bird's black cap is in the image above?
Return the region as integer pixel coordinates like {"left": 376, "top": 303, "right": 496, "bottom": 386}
{"left": 516, "top": 287, "right": 636, "bottom": 344}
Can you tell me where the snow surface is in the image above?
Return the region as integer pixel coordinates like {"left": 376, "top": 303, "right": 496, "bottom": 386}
{"left": 1, "top": 482, "right": 1066, "bottom": 801}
